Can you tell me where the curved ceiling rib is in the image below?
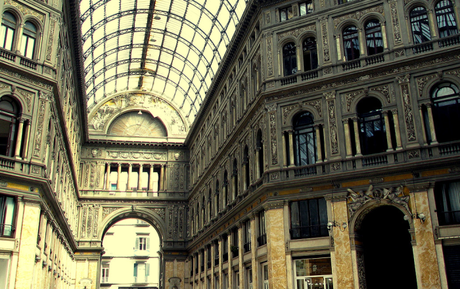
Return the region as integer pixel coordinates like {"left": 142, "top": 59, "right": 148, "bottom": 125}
{"left": 80, "top": 0, "right": 247, "bottom": 124}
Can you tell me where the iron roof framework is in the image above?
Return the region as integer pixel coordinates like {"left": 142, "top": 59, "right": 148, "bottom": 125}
{"left": 80, "top": 0, "right": 247, "bottom": 122}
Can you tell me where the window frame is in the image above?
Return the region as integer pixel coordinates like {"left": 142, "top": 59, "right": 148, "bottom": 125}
{"left": 299, "top": 1, "right": 313, "bottom": 16}
{"left": 365, "top": 19, "right": 384, "bottom": 56}
{"left": 279, "top": 6, "right": 294, "bottom": 22}
{"left": 410, "top": 6, "right": 432, "bottom": 44}
{"left": 289, "top": 198, "right": 328, "bottom": 239}
{"left": 430, "top": 82, "right": 460, "bottom": 143}
{"left": 302, "top": 37, "right": 318, "bottom": 71}
{"left": 435, "top": 0, "right": 459, "bottom": 38}
{"left": 21, "top": 21, "right": 37, "bottom": 59}
{"left": 343, "top": 25, "right": 360, "bottom": 61}
{"left": 0, "top": 194, "right": 16, "bottom": 237}
{"left": 1, "top": 11, "right": 17, "bottom": 51}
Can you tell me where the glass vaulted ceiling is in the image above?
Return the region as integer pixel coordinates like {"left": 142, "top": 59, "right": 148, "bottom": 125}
{"left": 80, "top": 0, "right": 247, "bottom": 123}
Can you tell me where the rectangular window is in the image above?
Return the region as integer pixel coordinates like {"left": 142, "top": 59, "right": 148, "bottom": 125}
{"left": 294, "top": 257, "right": 333, "bottom": 289}
{"left": 214, "top": 241, "right": 219, "bottom": 266}
{"left": 102, "top": 264, "right": 109, "bottom": 283}
{"left": 136, "top": 237, "right": 150, "bottom": 250}
{"left": 215, "top": 275, "right": 220, "bottom": 289}
{"left": 299, "top": 1, "right": 313, "bottom": 16}
{"left": 290, "top": 198, "right": 328, "bottom": 239}
{"left": 279, "top": 6, "right": 294, "bottom": 22}
{"left": 262, "top": 263, "right": 269, "bottom": 289}
{"left": 257, "top": 211, "right": 267, "bottom": 247}
{"left": 0, "top": 195, "right": 15, "bottom": 237}
{"left": 244, "top": 220, "right": 251, "bottom": 253}
{"left": 133, "top": 262, "right": 150, "bottom": 283}
{"left": 235, "top": 271, "right": 240, "bottom": 289}
{"left": 1, "top": 25, "right": 14, "bottom": 51}
{"left": 223, "top": 236, "right": 228, "bottom": 263}
{"left": 435, "top": 181, "right": 460, "bottom": 225}
{"left": 223, "top": 273, "right": 228, "bottom": 289}
{"left": 246, "top": 268, "right": 253, "bottom": 289}
{"left": 232, "top": 228, "right": 239, "bottom": 258}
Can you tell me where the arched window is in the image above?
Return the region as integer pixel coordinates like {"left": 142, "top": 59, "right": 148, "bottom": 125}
{"left": 202, "top": 196, "right": 206, "bottom": 226}
{"left": 302, "top": 37, "right": 318, "bottom": 71}
{"left": 357, "top": 97, "right": 386, "bottom": 155}
{"left": 343, "top": 25, "right": 360, "bottom": 60}
{"left": 0, "top": 96, "right": 20, "bottom": 157}
{"left": 430, "top": 82, "right": 460, "bottom": 142}
{"left": 21, "top": 21, "right": 37, "bottom": 59}
{"left": 1, "top": 12, "right": 16, "bottom": 51}
{"left": 410, "top": 7, "right": 432, "bottom": 44}
{"left": 435, "top": 0, "right": 458, "bottom": 38}
{"left": 243, "top": 146, "right": 249, "bottom": 191}
{"left": 215, "top": 180, "right": 220, "bottom": 215}
{"left": 223, "top": 171, "right": 228, "bottom": 208}
{"left": 365, "top": 19, "right": 384, "bottom": 55}
{"left": 232, "top": 159, "right": 238, "bottom": 201}
{"left": 256, "top": 129, "right": 264, "bottom": 179}
{"left": 293, "top": 112, "right": 316, "bottom": 166}
{"left": 283, "top": 42, "right": 297, "bottom": 76}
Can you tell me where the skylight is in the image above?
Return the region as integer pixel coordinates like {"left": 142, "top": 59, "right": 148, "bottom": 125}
{"left": 80, "top": 0, "right": 247, "bottom": 124}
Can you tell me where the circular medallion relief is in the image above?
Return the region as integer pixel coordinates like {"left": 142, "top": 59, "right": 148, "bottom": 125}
{"left": 108, "top": 111, "right": 167, "bottom": 137}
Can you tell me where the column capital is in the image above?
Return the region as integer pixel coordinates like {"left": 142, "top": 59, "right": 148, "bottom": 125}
{"left": 262, "top": 199, "right": 285, "bottom": 211}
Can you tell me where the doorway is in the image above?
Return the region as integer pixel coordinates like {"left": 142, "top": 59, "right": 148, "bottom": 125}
{"left": 358, "top": 206, "right": 417, "bottom": 289}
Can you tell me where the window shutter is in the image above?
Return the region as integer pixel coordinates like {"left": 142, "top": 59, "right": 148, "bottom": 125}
{"left": 135, "top": 237, "right": 139, "bottom": 249}
{"left": 146, "top": 237, "right": 150, "bottom": 250}
{"left": 134, "top": 263, "right": 138, "bottom": 277}
{"left": 146, "top": 263, "right": 150, "bottom": 276}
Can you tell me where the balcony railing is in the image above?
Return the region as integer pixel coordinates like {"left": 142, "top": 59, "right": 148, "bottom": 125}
{"left": 437, "top": 210, "right": 460, "bottom": 226}
{"left": 243, "top": 242, "right": 251, "bottom": 253}
{"left": 257, "top": 234, "right": 267, "bottom": 247}
{"left": 0, "top": 47, "right": 55, "bottom": 75}
{"left": 290, "top": 225, "right": 328, "bottom": 239}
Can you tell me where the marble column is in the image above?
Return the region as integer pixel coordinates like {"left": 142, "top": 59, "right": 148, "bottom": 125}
{"left": 264, "top": 201, "right": 287, "bottom": 289}
{"left": 14, "top": 201, "right": 41, "bottom": 288}
{"left": 329, "top": 199, "right": 353, "bottom": 289}
{"left": 343, "top": 120, "right": 353, "bottom": 157}
{"left": 426, "top": 104, "right": 438, "bottom": 144}
{"left": 352, "top": 117, "right": 362, "bottom": 156}
{"left": 315, "top": 125, "right": 323, "bottom": 162}
{"left": 383, "top": 111, "right": 393, "bottom": 151}
{"left": 282, "top": 132, "right": 287, "bottom": 167}
{"left": 105, "top": 163, "right": 110, "bottom": 190}
{"left": 116, "top": 163, "right": 122, "bottom": 190}
{"left": 160, "top": 165, "right": 165, "bottom": 191}
{"left": 14, "top": 118, "right": 25, "bottom": 159}
{"left": 288, "top": 131, "right": 295, "bottom": 166}
{"left": 392, "top": 109, "right": 403, "bottom": 149}
{"left": 74, "top": 251, "right": 102, "bottom": 289}
{"left": 127, "top": 163, "right": 132, "bottom": 191}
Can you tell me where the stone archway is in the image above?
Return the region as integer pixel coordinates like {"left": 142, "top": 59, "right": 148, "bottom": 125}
{"left": 355, "top": 205, "right": 417, "bottom": 289}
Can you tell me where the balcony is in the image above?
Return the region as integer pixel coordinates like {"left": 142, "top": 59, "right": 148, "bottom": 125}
{"left": 0, "top": 47, "right": 55, "bottom": 77}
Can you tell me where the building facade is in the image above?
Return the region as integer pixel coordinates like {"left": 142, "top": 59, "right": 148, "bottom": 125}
{"left": 0, "top": 0, "right": 459, "bottom": 288}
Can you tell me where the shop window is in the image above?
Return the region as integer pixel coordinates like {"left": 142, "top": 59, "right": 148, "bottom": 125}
{"left": 294, "top": 257, "right": 333, "bottom": 289}
{"left": 365, "top": 19, "right": 384, "bottom": 55}
{"left": 0, "top": 96, "right": 20, "bottom": 157}
{"left": 283, "top": 42, "right": 297, "bottom": 76}
{"left": 1, "top": 12, "right": 16, "bottom": 51}
{"left": 443, "top": 245, "right": 460, "bottom": 288}
{"left": 280, "top": 6, "right": 294, "bottom": 22}
{"left": 343, "top": 25, "right": 360, "bottom": 60}
{"left": 302, "top": 37, "right": 318, "bottom": 71}
{"left": 299, "top": 1, "right": 313, "bottom": 16}
{"left": 430, "top": 82, "right": 460, "bottom": 143}
{"left": 435, "top": 180, "right": 460, "bottom": 225}
{"left": 0, "top": 194, "right": 15, "bottom": 237}
{"left": 290, "top": 198, "right": 328, "bottom": 239}
{"left": 21, "top": 21, "right": 36, "bottom": 59}
{"left": 357, "top": 97, "right": 386, "bottom": 155}
{"left": 410, "top": 6, "right": 432, "bottom": 44}
{"left": 435, "top": 0, "right": 458, "bottom": 38}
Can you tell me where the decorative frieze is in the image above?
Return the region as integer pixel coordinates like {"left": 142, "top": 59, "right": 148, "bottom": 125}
{"left": 106, "top": 151, "right": 166, "bottom": 160}
{"left": 278, "top": 24, "right": 316, "bottom": 40}
{"left": 4, "top": 0, "right": 45, "bottom": 22}
{"left": 333, "top": 5, "right": 384, "bottom": 27}
{"left": 267, "top": 104, "right": 278, "bottom": 165}
{"left": 397, "top": 74, "right": 417, "bottom": 142}
{"left": 416, "top": 74, "right": 438, "bottom": 98}
{"left": 370, "top": 84, "right": 393, "bottom": 104}
{"left": 321, "top": 17, "right": 331, "bottom": 63}
{"left": 325, "top": 91, "right": 339, "bottom": 155}
{"left": 389, "top": 0, "right": 403, "bottom": 46}
{"left": 266, "top": 34, "right": 274, "bottom": 77}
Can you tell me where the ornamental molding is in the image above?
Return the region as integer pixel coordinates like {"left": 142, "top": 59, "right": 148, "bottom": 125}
{"left": 333, "top": 5, "right": 384, "bottom": 27}
{"left": 278, "top": 24, "right": 316, "bottom": 40}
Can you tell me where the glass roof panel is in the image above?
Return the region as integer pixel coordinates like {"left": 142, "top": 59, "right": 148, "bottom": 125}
{"left": 80, "top": 0, "right": 248, "bottom": 125}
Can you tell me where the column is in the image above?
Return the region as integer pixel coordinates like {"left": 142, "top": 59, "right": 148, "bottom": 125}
{"left": 264, "top": 201, "right": 288, "bottom": 289}
{"left": 242, "top": 163, "right": 247, "bottom": 191}
{"left": 426, "top": 104, "right": 438, "bottom": 144}
{"left": 392, "top": 109, "right": 403, "bottom": 149}
{"left": 358, "top": 28, "right": 365, "bottom": 56}
{"left": 22, "top": 120, "right": 30, "bottom": 158}
{"left": 14, "top": 118, "right": 25, "bottom": 158}
{"left": 352, "top": 117, "right": 362, "bottom": 156}
{"left": 116, "top": 163, "right": 121, "bottom": 190}
{"left": 343, "top": 120, "right": 353, "bottom": 157}
{"left": 149, "top": 165, "right": 154, "bottom": 192}
{"left": 105, "top": 163, "right": 110, "bottom": 190}
{"left": 315, "top": 125, "right": 323, "bottom": 162}
{"left": 383, "top": 111, "right": 393, "bottom": 151}
{"left": 288, "top": 131, "right": 295, "bottom": 166}
{"left": 381, "top": 23, "right": 388, "bottom": 49}
{"left": 163, "top": 164, "right": 168, "bottom": 191}
{"left": 160, "top": 165, "right": 165, "bottom": 191}
{"left": 250, "top": 215, "right": 259, "bottom": 289}
{"left": 282, "top": 132, "right": 287, "bottom": 167}
{"left": 418, "top": 106, "right": 428, "bottom": 145}
{"left": 138, "top": 164, "right": 143, "bottom": 190}
{"left": 127, "top": 163, "right": 132, "bottom": 191}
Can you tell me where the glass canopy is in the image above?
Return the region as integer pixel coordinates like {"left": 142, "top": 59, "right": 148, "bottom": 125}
{"left": 80, "top": 0, "right": 247, "bottom": 124}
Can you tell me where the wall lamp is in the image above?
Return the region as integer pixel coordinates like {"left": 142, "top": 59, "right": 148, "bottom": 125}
{"left": 416, "top": 213, "right": 426, "bottom": 223}
{"left": 327, "top": 221, "right": 348, "bottom": 232}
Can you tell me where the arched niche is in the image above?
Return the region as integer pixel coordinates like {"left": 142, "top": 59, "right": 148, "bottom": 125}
{"left": 108, "top": 111, "right": 168, "bottom": 137}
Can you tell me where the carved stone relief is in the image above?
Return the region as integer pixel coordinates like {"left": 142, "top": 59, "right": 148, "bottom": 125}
{"left": 347, "top": 185, "right": 410, "bottom": 221}
{"left": 333, "top": 5, "right": 384, "bottom": 27}
{"left": 370, "top": 84, "right": 394, "bottom": 104}
{"left": 325, "top": 92, "right": 339, "bottom": 155}
{"left": 16, "top": 88, "right": 33, "bottom": 113}
{"left": 266, "top": 104, "right": 278, "bottom": 165}
{"left": 266, "top": 34, "right": 274, "bottom": 77}
{"left": 46, "top": 16, "right": 58, "bottom": 62}
{"left": 278, "top": 24, "right": 316, "bottom": 40}
{"left": 33, "top": 97, "right": 47, "bottom": 157}
{"left": 397, "top": 75, "right": 417, "bottom": 142}
{"left": 320, "top": 17, "right": 331, "bottom": 63}
{"left": 4, "top": 0, "right": 45, "bottom": 22}
{"left": 389, "top": 0, "right": 403, "bottom": 46}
